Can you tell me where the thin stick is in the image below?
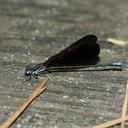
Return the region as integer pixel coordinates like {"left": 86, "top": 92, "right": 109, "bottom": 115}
{"left": 92, "top": 81, "right": 128, "bottom": 128}
{"left": 92, "top": 116, "right": 128, "bottom": 128}
{"left": 1, "top": 76, "right": 48, "bottom": 128}
{"left": 107, "top": 38, "right": 127, "bottom": 47}
{"left": 121, "top": 80, "right": 128, "bottom": 128}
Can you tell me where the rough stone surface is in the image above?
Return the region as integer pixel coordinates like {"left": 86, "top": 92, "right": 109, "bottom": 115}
{"left": 0, "top": 0, "right": 128, "bottom": 128}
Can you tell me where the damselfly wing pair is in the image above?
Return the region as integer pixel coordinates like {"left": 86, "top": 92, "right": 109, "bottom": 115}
{"left": 25, "top": 35, "right": 122, "bottom": 79}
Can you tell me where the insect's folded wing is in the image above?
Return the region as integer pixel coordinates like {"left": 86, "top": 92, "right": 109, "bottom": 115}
{"left": 43, "top": 35, "right": 100, "bottom": 67}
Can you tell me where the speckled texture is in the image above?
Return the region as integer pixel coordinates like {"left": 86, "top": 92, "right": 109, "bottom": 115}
{"left": 0, "top": 0, "right": 128, "bottom": 128}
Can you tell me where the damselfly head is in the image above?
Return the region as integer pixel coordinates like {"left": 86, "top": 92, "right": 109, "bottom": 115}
{"left": 25, "top": 66, "right": 32, "bottom": 76}
{"left": 25, "top": 64, "right": 45, "bottom": 79}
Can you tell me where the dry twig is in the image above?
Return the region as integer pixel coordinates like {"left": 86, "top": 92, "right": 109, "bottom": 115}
{"left": 92, "top": 116, "right": 128, "bottom": 128}
{"left": 1, "top": 76, "right": 48, "bottom": 128}
{"left": 121, "top": 80, "right": 128, "bottom": 128}
{"left": 92, "top": 81, "right": 128, "bottom": 128}
{"left": 107, "top": 38, "right": 127, "bottom": 47}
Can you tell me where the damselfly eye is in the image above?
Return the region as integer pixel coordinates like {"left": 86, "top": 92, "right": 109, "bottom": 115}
{"left": 25, "top": 70, "right": 31, "bottom": 76}
{"left": 26, "top": 66, "right": 31, "bottom": 70}
{"left": 25, "top": 66, "right": 32, "bottom": 76}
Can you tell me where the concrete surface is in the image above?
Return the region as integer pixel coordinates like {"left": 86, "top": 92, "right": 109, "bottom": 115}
{"left": 0, "top": 0, "right": 128, "bottom": 128}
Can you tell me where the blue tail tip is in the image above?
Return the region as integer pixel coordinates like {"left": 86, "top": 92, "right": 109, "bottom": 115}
{"left": 112, "top": 61, "right": 123, "bottom": 66}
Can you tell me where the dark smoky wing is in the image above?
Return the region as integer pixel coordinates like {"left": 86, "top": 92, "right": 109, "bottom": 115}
{"left": 43, "top": 35, "right": 100, "bottom": 67}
